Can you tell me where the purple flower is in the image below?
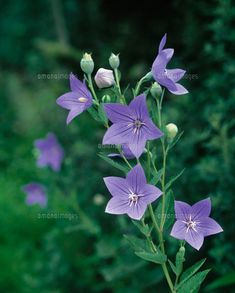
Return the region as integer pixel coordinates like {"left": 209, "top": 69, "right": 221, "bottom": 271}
{"left": 104, "top": 164, "right": 162, "bottom": 220}
{"left": 108, "top": 144, "right": 135, "bottom": 160}
{"left": 56, "top": 73, "right": 93, "bottom": 124}
{"left": 34, "top": 133, "right": 64, "bottom": 172}
{"left": 170, "top": 198, "right": 223, "bottom": 250}
{"left": 102, "top": 94, "right": 163, "bottom": 158}
{"left": 151, "top": 34, "right": 188, "bottom": 95}
{"left": 22, "top": 183, "right": 47, "bottom": 208}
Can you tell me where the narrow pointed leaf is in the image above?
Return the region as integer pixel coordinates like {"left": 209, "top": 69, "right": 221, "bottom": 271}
{"left": 135, "top": 251, "right": 167, "bottom": 264}
{"left": 98, "top": 153, "right": 129, "bottom": 173}
{"left": 165, "top": 169, "right": 185, "bottom": 191}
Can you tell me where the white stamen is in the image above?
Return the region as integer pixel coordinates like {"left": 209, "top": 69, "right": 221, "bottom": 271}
{"left": 128, "top": 190, "right": 139, "bottom": 207}
{"left": 182, "top": 215, "right": 200, "bottom": 233}
{"left": 78, "top": 97, "right": 88, "bottom": 102}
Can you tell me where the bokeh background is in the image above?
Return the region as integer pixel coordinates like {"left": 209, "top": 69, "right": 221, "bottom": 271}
{"left": 1, "top": 0, "right": 235, "bottom": 292}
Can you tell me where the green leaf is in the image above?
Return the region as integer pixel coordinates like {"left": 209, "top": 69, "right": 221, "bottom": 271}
{"left": 206, "top": 271, "right": 235, "bottom": 291}
{"left": 150, "top": 168, "right": 163, "bottom": 185}
{"left": 132, "top": 220, "right": 152, "bottom": 237}
{"left": 87, "top": 107, "right": 101, "bottom": 122}
{"left": 169, "top": 131, "right": 184, "bottom": 149}
{"left": 135, "top": 251, "right": 167, "bottom": 264}
{"left": 177, "top": 258, "right": 207, "bottom": 289}
{"left": 177, "top": 269, "right": 210, "bottom": 293}
{"left": 98, "top": 153, "right": 129, "bottom": 173}
{"left": 98, "top": 103, "right": 108, "bottom": 125}
{"left": 155, "top": 190, "right": 175, "bottom": 229}
{"left": 124, "top": 234, "right": 151, "bottom": 252}
{"left": 165, "top": 169, "right": 185, "bottom": 191}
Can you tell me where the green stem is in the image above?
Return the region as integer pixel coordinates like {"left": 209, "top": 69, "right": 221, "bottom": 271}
{"left": 114, "top": 68, "right": 126, "bottom": 104}
{"left": 135, "top": 77, "right": 145, "bottom": 96}
{"left": 88, "top": 74, "right": 99, "bottom": 104}
{"left": 147, "top": 142, "right": 151, "bottom": 180}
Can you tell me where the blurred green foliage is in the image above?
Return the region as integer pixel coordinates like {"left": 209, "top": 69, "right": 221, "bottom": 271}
{"left": 0, "top": 0, "right": 235, "bottom": 292}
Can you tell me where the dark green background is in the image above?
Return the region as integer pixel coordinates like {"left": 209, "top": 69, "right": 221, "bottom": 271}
{"left": 0, "top": 0, "right": 234, "bottom": 292}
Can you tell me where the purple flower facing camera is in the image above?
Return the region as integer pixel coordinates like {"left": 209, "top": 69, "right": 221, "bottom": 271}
{"left": 22, "top": 183, "right": 47, "bottom": 208}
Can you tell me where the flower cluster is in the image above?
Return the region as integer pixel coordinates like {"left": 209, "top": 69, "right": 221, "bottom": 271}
{"left": 55, "top": 34, "right": 223, "bottom": 292}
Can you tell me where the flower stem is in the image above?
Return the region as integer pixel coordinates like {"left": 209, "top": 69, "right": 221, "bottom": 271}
{"left": 114, "top": 68, "right": 126, "bottom": 104}
{"left": 88, "top": 74, "right": 99, "bottom": 104}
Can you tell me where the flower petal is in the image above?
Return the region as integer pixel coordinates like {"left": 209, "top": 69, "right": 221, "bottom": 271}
{"left": 140, "top": 184, "right": 162, "bottom": 204}
{"left": 102, "top": 122, "right": 133, "bottom": 145}
{"left": 192, "top": 198, "right": 211, "bottom": 220}
{"left": 168, "top": 83, "right": 188, "bottom": 95}
{"left": 129, "top": 94, "right": 148, "bottom": 120}
{"left": 103, "top": 177, "right": 129, "bottom": 198}
{"left": 105, "top": 197, "right": 129, "bottom": 215}
{"left": 170, "top": 220, "right": 186, "bottom": 240}
{"left": 143, "top": 118, "right": 164, "bottom": 140}
{"left": 66, "top": 106, "right": 85, "bottom": 124}
{"left": 175, "top": 201, "right": 192, "bottom": 221}
{"left": 162, "top": 48, "right": 174, "bottom": 62}
{"left": 56, "top": 92, "right": 79, "bottom": 110}
{"left": 158, "top": 33, "right": 167, "bottom": 52}
{"left": 185, "top": 229, "right": 204, "bottom": 250}
{"left": 197, "top": 217, "right": 223, "bottom": 237}
{"left": 104, "top": 104, "right": 134, "bottom": 123}
{"left": 166, "top": 69, "right": 186, "bottom": 82}
{"left": 126, "top": 164, "right": 147, "bottom": 193}
{"left": 127, "top": 200, "right": 147, "bottom": 220}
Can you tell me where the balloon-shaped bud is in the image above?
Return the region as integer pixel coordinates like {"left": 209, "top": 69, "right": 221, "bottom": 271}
{"left": 80, "top": 53, "right": 94, "bottom": 74}
{"left": 95, "top": 68, "right": 115, "bottom": 89}
{"left": 109, "top": 53, "right": 120, "bottom": 69}
{"left": 166, "top": 123, "right": 178, "bottom": 139}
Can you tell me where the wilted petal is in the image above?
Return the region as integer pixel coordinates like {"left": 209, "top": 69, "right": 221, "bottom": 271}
{"left": 66, "top": 106, "right": 85, "bottom": 124}
{"left": 126, "top": 164, "right": 147, "bottom": 192}
{"left": 170, "top": 220, "right": 186, "bottom": 239}
{"left": 175, "top": 201, "right": 192, "bottom": 221}
{"left": 192, "top": 198, "right": 211, "bottom": 220}
{"left": 129, "top": 94, "right": 148, "bottom": 120}
{"left": 143, "top": 118, "right": 163, "bottom": 140}
{"left": 166, "top": 69, "right": 186, "bottom": 82}
{"left": 104, "top": 104, "right": 133, "bottom": 123}
{"left": 102, "top": 122, "right": 133, "bottom": 145}
{"left": 197, "top": 217, "right": 223, "bottom": 237}
{"left": 103, "top": 177, "right": 129, "bottom": 198}
{"left": 140, "top": 184, "right": 162, "bottom": 204}
{"left": 105, "top": 197, "right": 129, "bottom": 215}
{"left": 127, "top": 200, "right": 147, "bottom": 220}
{"left": 185, "top": 229, "right": 204, "bottom": 250}
{"left": 158, "top": 33, "right": 167, "bottom": 52}
{"left": 168, "top": 83, "right": 188, "bottom": 95}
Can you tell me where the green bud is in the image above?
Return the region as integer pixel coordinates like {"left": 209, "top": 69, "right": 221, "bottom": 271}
{"left": 166, "top": 123, "right": 178, "bottom": 139}
{"left": 80, "top": 53, "right": 94, "bottom": 74}
{"left": 150, "top": 82, "right": 162, "bottom": 98}
{"left": 109, "top": 53, "right": 120, "bottom": 69}
{"left": 101, "top": 94, "right": 111, "bottom": 103}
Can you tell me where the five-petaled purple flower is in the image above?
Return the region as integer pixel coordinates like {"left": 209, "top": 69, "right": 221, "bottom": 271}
{"left": 34, "top": 133, "right": 64, "bottom": 172}
{"left": 102, "top": 94, "right": 163, "bottom": 158}
{"left": 151, "top": 34, "right": 188, "bottom": 95}
{"left": 22, "top": 183, "right": 47, "bottom": 208}
{"left": 56, "top": 73, "right": 93, "bottom": 124}
{"left": 104, "top": 164, "right": 162, "bottom": 220}
{"left": 170, "top": 198, "right": 223, "bottom": 250}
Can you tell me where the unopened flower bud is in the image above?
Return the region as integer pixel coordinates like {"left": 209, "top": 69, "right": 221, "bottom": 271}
{"left": 95, "top": 68, "right": 115, "bottom": 89}
{"left": 80, "top": 53, "right": 94, "bottom": 75}
{"left": 150, "top": 82, "right": 162, "bottom": 98}
{"left": 166, "top": 123, "right": 178, "bottom": 139}
{"left": 109, "top": 53, "right": 120, "bottom": 69}
{"left": 102, "top": 95, "right": 111, "bottom": 103}
{"left": 93, "top": 194, "right": 105, "bottom": 206}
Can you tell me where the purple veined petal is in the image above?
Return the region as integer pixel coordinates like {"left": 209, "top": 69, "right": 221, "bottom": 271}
{"left": 170, "top": 220, "right": 187, "bottom": 240}
{"left": 129, "top": 94, "right": 148, "bottom": 120}
{"left": 174, "top": 201, "right": 192, "bottom": 221}
{"left": 127, "top": 199, "right": 147, "bottom": 220}
{"left": 140, "top": 184, "right": 162, "bottom": 204}
{"left": 185, "top": 229, "right": 204, "bottom": 250}
{"left": 192, "top": 198, "right": 211, "bottom": 220}
{"left": 158, "top": 33, "right": 167, "bottom": 52}
{"left": 56, "top": 92, "right": 81, "bottom": 110}
{"left": 196, "top": 216, "right": 223, "bottom": 237}
{"left": 105, "top": 196, "right": 129, "bottom": 215}
{"left": 102, "top": 122, "right": 133, "bottom": 145}
{"left": 152, "top": 52, "right": 168, "bottom": 78}
{"left": 126, "top": 164, "right": 147, "bottom": 193}
{"left": 143, "top": 118, "right": 164, "bottom": 140}
{"left": 103, "top": 177, "right": 130, "bottom": 198}
{"left": 168, "top": 82, "right": 188, "bottom": 95}
{"left": 66, "top": 106, "right": 85, "bottom": 124}
{"left": 128, "top": 132, "right": 146, "bottom": 159}
{"left": 166, "top": 68, "right": 186, "bottom": 82}
{"left": 103, "top": 103, "right": 134, "bottom": 123}
{"left": 69, "top": 73, "right": 92, "bottom": 100}
{"left": 161, "top": 48, "right": 174, "bottom": 62}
